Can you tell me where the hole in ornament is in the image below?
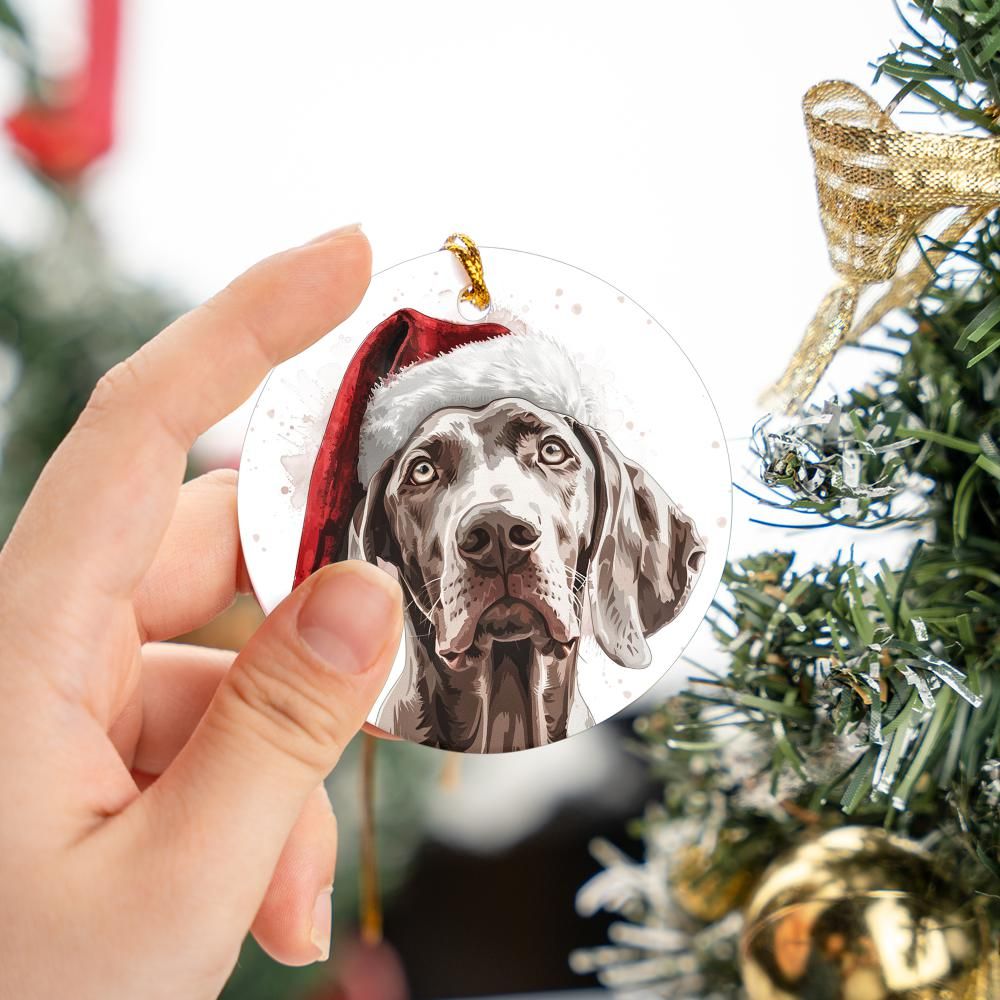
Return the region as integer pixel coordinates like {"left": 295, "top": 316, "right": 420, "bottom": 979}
{"left": 456, "top": 290, "right": 491, "bottom": 322}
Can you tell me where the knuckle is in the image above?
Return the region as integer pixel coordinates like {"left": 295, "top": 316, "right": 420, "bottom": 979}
{"left": 84, "top": 356, "right": 144, "bottom": 422}
{"left": 309, "top": 784, "right": 340, "bottom": 840}
{"left": 84, "top": 353, "right": 191, "bottom": 450}
{"left": 223, "top": 654, "right": 352, "bottom": 772}
{"left": 200, "top": 467, "right": 239, "bottom": 491}
{"left": 184, "top": 467, "right": 239, "bottom": 504}
{"left": 324, "top": 801, "right": 339, "bottom": 842}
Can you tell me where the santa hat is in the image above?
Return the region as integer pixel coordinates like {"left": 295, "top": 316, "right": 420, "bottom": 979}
{"left": 295, "top": 308, "right": 602, "bottom": 586}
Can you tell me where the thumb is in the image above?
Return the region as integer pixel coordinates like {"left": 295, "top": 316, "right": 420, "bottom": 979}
{"left": 141, "top": 561, "right": 402, "bottom": 917}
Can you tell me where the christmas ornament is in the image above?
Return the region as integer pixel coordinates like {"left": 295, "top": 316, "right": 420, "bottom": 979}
{"left": 766, "top": 81, "right": 1000, "bottom": 412}
{"left": 5, "top": 0, "right": 120, "bottom": 181}
{"left": 741, "top": 826, "right": 992, "bottom": 1000}
{"left": 239, "top": 235, "right": 731, "bottom": 753}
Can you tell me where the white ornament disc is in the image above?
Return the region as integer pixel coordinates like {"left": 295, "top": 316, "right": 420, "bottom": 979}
{"left": 238, "top": 246, "right": 731, "bottom": 753}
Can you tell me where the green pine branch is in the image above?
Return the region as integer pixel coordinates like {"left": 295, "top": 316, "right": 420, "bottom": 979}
{"left": 876, "top": 0, "right": 1000, "bottom": 131}
{"left": 580, "top": 4, "right": 1000, "bottom": 994}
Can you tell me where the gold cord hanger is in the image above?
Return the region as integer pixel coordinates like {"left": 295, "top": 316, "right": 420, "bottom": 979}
{"left": 443, "top": 232, "right": 492, "bottom": 311}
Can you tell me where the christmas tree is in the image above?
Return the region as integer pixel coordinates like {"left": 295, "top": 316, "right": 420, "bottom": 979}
{"left": 575, "top": 3, "right": 1000, "bottom": 997}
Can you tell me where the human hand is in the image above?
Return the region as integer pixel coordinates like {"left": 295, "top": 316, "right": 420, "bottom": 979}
{"left": 0, "top": 225, "right": 404, "bottom": 999}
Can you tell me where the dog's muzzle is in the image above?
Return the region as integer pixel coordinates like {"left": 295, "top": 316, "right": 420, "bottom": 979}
{"left": 430, "top": 502, "right": 581, "bottom": 661}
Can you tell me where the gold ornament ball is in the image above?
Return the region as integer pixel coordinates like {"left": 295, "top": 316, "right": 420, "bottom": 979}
{"left": 740, "top": 826, "right": 994, "bottom": 1000}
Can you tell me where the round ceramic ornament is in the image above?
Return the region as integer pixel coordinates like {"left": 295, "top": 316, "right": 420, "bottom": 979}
{"left": 238, "top": 236, "right": 731, "bottom": 753}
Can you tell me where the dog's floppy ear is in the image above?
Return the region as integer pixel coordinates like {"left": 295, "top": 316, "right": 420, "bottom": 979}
{"left": 573, "top": 423, "right": 706, "bottom": 669}
{"left": 348, "top": 459, "right": 397, "bottom": 565}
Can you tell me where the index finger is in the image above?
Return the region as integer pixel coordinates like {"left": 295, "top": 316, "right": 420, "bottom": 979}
{"left": 2, "top": 226, "right": 370, "bottom": 605}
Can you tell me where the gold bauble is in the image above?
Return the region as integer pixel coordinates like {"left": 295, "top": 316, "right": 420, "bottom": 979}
{"left": 740, "top": 827, "right": 995, "bottom": 1000}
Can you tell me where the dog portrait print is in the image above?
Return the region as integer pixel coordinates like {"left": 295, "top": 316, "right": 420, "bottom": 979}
{"left": 293, "top": 308, "right": 706, "bottom": 753}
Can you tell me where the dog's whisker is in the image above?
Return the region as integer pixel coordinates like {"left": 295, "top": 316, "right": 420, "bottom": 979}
{"left": 402, "top": 592, "right": 432, "bottom": 621}
{"left": 413, "top": 576, "right": 446, "bottom": 614}
{"left": 399, "top": 575, "right": 446, "bottom": 624}
{"left": 416, "top": 575, "right": 444, "bottom": 600}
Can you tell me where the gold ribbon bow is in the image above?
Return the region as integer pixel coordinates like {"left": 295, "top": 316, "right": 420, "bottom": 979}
{"left": 767, "top": 80, "right": 1000, "bottom": 412}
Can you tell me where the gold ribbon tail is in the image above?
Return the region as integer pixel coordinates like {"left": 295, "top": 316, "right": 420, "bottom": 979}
{"left": 849, "top": 207, "right": 990, "bottom": 337}
{"left": 763, "top": 282, "right": 859, "bottom": 413}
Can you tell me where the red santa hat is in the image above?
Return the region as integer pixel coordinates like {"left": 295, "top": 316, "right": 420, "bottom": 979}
{"left": 294, "top": 307, "right": 603, "bottom": 586}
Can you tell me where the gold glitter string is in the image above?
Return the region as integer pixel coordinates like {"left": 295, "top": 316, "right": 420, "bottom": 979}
{"left": 359, "top": 733, "right": 381, "bottom": 945}
{"left": 765, "top": 80, "right": 1000, "bottom": 412}
{"left": 358, "top": 740, "right": 461, "bottom": 947}
{"left": 443, "top": 232, "right": 492, "bottom": 311}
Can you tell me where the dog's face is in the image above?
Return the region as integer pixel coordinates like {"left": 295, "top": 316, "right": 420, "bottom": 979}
{"left": 351, "top": 396, "right": 705, "bottom": 671}
{"left": 360, "top": 398, "right": 596, "bottom": 664}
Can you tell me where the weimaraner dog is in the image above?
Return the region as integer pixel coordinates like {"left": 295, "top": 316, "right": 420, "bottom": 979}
{"left": 349, "top": 397, "right": 705, "bottom": 753}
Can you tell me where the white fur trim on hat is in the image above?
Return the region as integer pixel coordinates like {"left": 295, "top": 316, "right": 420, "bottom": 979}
{"left": 358, "top": 320, "right": 603, "bottom": 485}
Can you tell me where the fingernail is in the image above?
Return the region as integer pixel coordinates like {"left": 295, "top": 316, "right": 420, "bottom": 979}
{"left": 310, "top": 885, "right": 333, "bottom": 962}
{"left": 305, "top": 222, "right": 363, "bottom": 246}
{"left": 299, "top": 564, "right": 401, "bottom": 673}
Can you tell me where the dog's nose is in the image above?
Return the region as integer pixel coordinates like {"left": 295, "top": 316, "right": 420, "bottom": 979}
{"left": 457, "top": 506, "right": 541, "bottom": 570}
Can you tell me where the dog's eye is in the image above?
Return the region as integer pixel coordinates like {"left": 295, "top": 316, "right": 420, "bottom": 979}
{"left": 539, "top": 438, "right": 569, "bottom": 466}
{"left": 406, "top": 458, "right": 438, "bottom": 486}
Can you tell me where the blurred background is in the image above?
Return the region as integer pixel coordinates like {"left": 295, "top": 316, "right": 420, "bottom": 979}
{"left": 0, "top": 2, "right": 917, "bottom": 997}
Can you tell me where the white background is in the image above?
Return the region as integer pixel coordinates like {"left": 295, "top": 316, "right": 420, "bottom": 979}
{"left": 0, "top": 1, "right": 928, "bottom": 842}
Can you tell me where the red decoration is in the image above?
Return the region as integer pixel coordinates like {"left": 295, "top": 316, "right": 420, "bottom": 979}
{"left": 311, "top": 939, "right": 410, "bottom": 1000}
{"left": 5, "top": 0, "right": 120, "bottom": 181}
{"left": 295, "top": 309, "right": 511, "bottom": 587}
